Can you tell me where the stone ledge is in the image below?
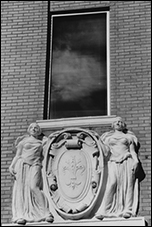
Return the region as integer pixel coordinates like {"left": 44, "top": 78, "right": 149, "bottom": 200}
{"left": 2, "top": 217, "right": 146, "bottom": 226}
{"left": 37, "top": 115, "right": 117, "bottom": 130}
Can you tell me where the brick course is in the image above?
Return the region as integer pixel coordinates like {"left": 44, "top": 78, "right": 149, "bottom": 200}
{"left": 1, "top": 1, "right": 48, "bottom": 224}
{"left": 1, "top": 1, "right": 151, "bottom": 225}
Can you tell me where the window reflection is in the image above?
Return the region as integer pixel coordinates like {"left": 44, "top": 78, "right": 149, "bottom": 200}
{"left": 50, "top": 13, "right": 107, "bottom": 119}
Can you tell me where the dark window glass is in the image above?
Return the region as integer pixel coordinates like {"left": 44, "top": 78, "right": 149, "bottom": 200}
{"left": 50, "top": 12, "right": 108, "bottom": 119}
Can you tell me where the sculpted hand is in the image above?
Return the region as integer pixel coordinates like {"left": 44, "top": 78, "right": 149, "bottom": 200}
{"left": 9, "top": 166, "right": 16, "bottom": 179}
{"left": 132, "top": 161, "right": 139, "bottom": 173}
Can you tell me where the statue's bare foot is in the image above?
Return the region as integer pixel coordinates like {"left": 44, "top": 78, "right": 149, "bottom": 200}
{"left": 16, "top": 218, "right": 26, "bottom": 225}
{"left": 45, "top": 214, "right": 54, "bottom": 223}
{"left": 95, "top": 214, "right": 104, "bottom": 220}
{"left": 123, "top": 212, "right": 131, "bottom": 219}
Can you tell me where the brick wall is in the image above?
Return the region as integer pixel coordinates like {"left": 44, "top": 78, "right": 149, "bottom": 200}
{"left": 1, "top": 1, "right": 151, "bottom": 225}
{"left": 110, "top": 2, "right": 151, "bottom": 225}
{"left": 1, "top": 1, "right": 48, "bottom": 224}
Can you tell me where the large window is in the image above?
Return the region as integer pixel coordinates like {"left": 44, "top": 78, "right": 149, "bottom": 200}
{"left": 45, "top": 8, "right": 110, "bottom": 119}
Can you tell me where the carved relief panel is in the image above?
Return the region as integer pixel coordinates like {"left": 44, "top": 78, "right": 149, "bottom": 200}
{"left": 43, "top": 128, "right": 105, "bottom": 220}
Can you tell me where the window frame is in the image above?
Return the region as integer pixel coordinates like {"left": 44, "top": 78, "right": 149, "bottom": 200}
{"left": 44, "top": 6, "right": 110, "bottom": 120}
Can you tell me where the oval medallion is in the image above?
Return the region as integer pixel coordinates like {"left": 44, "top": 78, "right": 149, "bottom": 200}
{"left": 43, "top": 128, "right": 105, "bottom": 220}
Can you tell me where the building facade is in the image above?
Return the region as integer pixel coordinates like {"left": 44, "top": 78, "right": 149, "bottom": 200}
{"left": 1, "top": 1, "right": 151, "bottom": 225}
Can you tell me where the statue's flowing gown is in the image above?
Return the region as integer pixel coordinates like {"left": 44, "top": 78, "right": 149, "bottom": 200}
{"left": 12, "top": 137, "right": 51, "bottom": 223}
{"left": 97, "top": 131, "right": 139, "bottom": 217}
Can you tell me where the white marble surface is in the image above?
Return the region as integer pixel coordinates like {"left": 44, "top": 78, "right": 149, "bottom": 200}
{"left": 2, "top": 217, "right": 146, "bottom": 226}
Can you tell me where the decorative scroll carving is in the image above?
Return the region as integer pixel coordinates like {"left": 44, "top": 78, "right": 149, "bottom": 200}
{"left": 65, "top": 139, "right": 82, "bottom": 149}
{"left": 43, "top": 127, "right": 105, "bottom": 220}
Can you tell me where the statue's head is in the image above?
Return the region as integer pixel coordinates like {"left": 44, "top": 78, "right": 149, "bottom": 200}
{"left": 27, "top": 123, "right": 42, "bottom": 137}
{"left": 112, "top": 117, "right": 127, "bottom": 132}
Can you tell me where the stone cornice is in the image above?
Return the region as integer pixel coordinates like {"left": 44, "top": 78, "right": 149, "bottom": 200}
{"left": 37, "top": 115, "right": 118, "bottom": 130}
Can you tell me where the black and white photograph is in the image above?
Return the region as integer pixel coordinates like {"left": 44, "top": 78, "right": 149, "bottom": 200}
{"left": 1, "top": 1, "right": 151, "bottom": 226}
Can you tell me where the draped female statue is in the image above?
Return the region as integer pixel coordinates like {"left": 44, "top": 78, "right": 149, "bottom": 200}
{"left": 9, "top": 123, "right": 54, "bottom": 225}
{"left": 96, "top": 117, "right": 143, "bottom": 219}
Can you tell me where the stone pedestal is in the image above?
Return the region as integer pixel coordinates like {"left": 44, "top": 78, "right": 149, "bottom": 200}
{"left": 2, "top": 217, "right": 146, "bottom": 226}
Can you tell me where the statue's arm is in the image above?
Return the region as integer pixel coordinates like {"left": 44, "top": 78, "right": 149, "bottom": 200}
{"left": 130, "top": 141, "right": 139, "bottom": 172}
{"left": 99, "top": 133, "right": 111, "bottom": 158}
{"left": 9, "top": 141, "right": 23, "bottom": 178}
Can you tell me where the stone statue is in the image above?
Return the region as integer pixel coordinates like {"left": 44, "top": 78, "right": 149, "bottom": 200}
{"left": 95, "top": 117, "right": 143, "bottom": 219}
{"left": 9, "top": 123, "right": 54, "bottom": 225}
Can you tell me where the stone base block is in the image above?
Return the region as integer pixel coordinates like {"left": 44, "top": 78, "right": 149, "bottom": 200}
{"left": 2, "top": 217, "right": 146, "bottom": 226}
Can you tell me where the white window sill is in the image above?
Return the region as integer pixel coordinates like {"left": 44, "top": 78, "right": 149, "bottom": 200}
{"left": 37, "top": 115, "right": 117, "bottom": 130}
